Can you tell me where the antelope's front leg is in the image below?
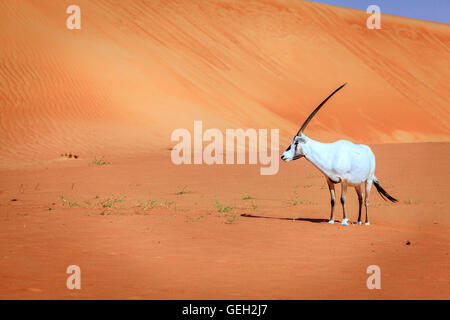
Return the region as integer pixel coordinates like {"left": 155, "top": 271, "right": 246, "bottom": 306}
{"left": 326, "top": 178, "right": 336, "bottom": 224}
{"left": 340, "top": 179, "right": 349, "bottom": 226}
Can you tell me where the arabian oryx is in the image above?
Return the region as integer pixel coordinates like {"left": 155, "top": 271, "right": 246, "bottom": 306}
{"left": 281, "top": 83, "right": 398, "bottom": 226}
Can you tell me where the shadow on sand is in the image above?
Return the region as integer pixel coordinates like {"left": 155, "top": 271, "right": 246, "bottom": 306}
{"left": 241, "top": 213, "right": 332, "bottom": 224}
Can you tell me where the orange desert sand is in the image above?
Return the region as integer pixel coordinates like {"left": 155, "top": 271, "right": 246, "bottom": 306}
{"left": 0, "top": 0, "right": 449, "bottom": 299}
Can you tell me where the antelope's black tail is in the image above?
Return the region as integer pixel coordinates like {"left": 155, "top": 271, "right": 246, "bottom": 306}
{"left": 373, "top": 177, "right": 398, "bottom": 203}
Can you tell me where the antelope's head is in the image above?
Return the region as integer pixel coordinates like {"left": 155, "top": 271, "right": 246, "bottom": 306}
{"left": 281, "top": 133, "right": 308, "bottom": 162}
{"left": 281, "top": 83, "right": 346, "bottom": 162}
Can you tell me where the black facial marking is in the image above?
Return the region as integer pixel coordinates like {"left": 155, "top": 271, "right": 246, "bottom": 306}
{"left": 328, "top": 178, "right": 340, "bottom": 184}
{"left": 286, "top": 145, "right": 291, "bottom": 151}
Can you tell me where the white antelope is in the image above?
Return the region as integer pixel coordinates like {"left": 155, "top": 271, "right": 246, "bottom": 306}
{"left": 281, "top": 83, "right": 398, "bottom": 226}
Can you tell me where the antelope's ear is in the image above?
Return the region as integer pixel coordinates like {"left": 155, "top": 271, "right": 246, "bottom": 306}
{"left": 298, "top": 136, "right": 307, "bottom": 143}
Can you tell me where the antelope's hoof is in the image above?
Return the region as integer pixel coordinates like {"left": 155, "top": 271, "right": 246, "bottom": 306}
{"left": 357, "top": 221, "right": 362, "bottom": 225}
{"left": 328, "top": 219, "right": 335, "bottom": 224}
{"left": 365, "top": 222, "right": 371, "bottom": 226}
{"left": 341, "top": 218, "right": 349, "bottom": 226}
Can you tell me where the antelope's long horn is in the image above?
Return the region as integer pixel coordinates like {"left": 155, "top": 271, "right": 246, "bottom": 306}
{"left": 296, "top": 83, "right": 347, "bottom": 136}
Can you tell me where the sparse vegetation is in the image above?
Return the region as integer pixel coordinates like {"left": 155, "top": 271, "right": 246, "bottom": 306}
{"left": 287, "top": 187, "right": 318, "bottom": 206}
{"left": 135, "top": 199, "right": 157, "bottom": 213}
{"left": 186, "top": 215, "right": 203, "bottom": 222}
{"left": 224, "top": 213, "right": 238, "bottom": 224}
{"left": 160, "top": 199, "right": 174, "bottom": 208}
{"left": 404, "top": 197, "right": 420, "bottom": 205}
{"left": 371, "top": 202, "right": 390, "bottom": 208}
{"left": 242, "top": 194, "right": 253, "bottom": 200}
{"left": 175, "top": 186, "right": 191, "bottom": 195}
{"left": 17, "top": 212, "right": 29, "bottom": 216}
{"left": 59, "top": 195, "right": 81, "bottom": 208}
{"left": 213, "top": 199, "right": 238, "bottom": 223}
{"left": 57, "top": 192, "right": 177, "bottom": 216}
{"left": 91, "top": 156, "right": 110, "bottom": 166}
{"left": 290, "top": 187, "right": 300, "bottom": 206}
{"left": 99, "top": 194, "right": 127, "bottom": 208}
{"left": 214, "top": 200, "right": 233, "bottom": 213}
{"left": 298, "top": 199, "right": 318, "bottom": 206}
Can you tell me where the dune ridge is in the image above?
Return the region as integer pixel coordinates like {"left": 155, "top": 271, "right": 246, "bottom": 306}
{"left": 0, "top": 0, "right": 449, "bottom": 167}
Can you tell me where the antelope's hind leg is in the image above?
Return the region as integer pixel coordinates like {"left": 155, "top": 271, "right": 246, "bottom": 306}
{"left": 355, "top": 184, "right": 363, "bottom": 225}
{"left": 340, "top": 179, "right": 349, "bottom": 226}
{"left": 326, "top": 178, "right": 336, "bottom": 224}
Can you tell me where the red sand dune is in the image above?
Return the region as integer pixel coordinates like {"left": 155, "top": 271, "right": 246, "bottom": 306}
{"left": 0, "top": 0, "right": 449, "bottom": 300}
{"left": 0, "top": 0, "right": 450, "bottom": 166}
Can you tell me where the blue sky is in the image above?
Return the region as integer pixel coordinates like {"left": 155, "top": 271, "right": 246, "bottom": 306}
{"left": 306, "top": 0, "right": 450, "bottom": 24}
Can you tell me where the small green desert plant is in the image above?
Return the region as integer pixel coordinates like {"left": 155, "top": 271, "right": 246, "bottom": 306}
{"left": 175, "top": 186, "right": 191, "bottom": 195}
{"left": 135, "top": 200, "right": 157, "bottom": 213}
{"left": 17, "top": 212, "right": 30, "bottom": 216}
{"left": 404, "top": 197, "right": 419, "bottom": 205}
{"left": 214, "top": 200, "right": 233, "bottom": 213}
{"left": 59, "top": 195, "right": 68, "bottom": 206}
{"left": 91, "top": 156, "right": 110, "bottom": 166}
{"left": 290, "top": 188, "right": 300, "bottom": 206}
{"left": 298, "top": 199, "right": 318, "bottom": 206}
{"left": 242, "top": 194, "right": 253, "bottom": 200}
{"left": 59, "top": 195, "right": 81, "bottom": 208}
{"left": 69, "top": 201, "right": 81, "bottom": 207}
{"left": 186, "top": 215, "right": 203, "bottom": 222}
{"left": 286, "top": 188, "right": 318, "bottom": 206}
{"left": 160, "top": 199, "right": 174, "bottom": 208}
{"left": 99, "top": 195, "right": 126, "bottom": 208}
{"left": 225, "top": 213, "right": 238, "bottom": 224}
